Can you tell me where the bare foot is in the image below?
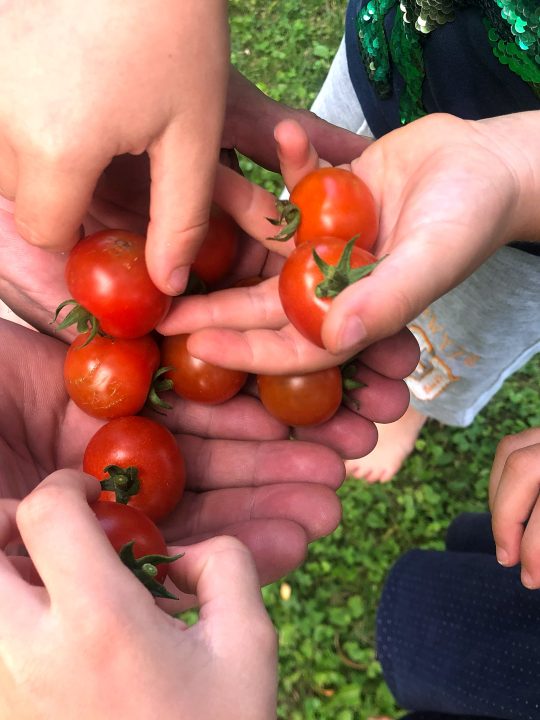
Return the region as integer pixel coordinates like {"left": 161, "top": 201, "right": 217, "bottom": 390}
{"left": 344, "top": 405, "right": 427, "bottom": 483}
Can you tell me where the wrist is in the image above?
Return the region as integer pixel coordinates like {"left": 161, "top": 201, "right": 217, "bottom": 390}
{"left": 480, "top": 111, "right": 540, "bottom": 244}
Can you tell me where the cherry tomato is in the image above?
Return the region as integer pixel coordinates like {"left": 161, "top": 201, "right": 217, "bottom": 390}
{"left": 257, "top": 367, "right": 342, "bottom": 426}
{"left": 279, "top": 237, "right": 379, "bottom": 347}
{"left": 64, "top": 333, "right": 160, "bottom": 419}
{"left": 290, "top": 168, "right": 378, "bottom": 250}
{"left": 65, "top": 229, "right": 171, "bottom": 338}
{"left": 191, "top": 206, "right": 239, "bottom": 286}
{"left": 85, "top": 416, "right": 186, "bottom": 522}
{"left": 161, "top": 334, "right": 247, "bottom": 404}
{"left": 92, "top": 500, "right": 171, "bottom": 584}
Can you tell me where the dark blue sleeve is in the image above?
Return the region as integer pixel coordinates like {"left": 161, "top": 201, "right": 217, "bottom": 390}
{"left": 377, "top": 542, "right": 540, "bottom": 718}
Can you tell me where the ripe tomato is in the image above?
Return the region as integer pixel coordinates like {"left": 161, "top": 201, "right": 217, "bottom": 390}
{"left": 161, "top": 334, "right": 247, "bottom": 404}
{"left": 64, "top": 229, "right": 171, "bottom": 339}
{"left": 64, "top": 333, "right": 160, "bottom": 419}
{"left": 84, "top": 416, "right": 186, "bottom": 522}
{"left": 257, "top": 367, "right": 342, "bottom": 426}
{"left": 289, "top": 168, "right": 378, "bottom": 250}
{"left": 191, "top": 206, "right": 238, "bottom": 286}
{"left": 92, "top": 500, "right": 172, "bottom": 586}
{"left": 279, "top": 237, "right": 380, "bottom": 347}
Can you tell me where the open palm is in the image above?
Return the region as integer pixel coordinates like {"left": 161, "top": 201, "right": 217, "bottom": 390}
{"left": 0, "top": 319, "right": 350, "bottom": 585}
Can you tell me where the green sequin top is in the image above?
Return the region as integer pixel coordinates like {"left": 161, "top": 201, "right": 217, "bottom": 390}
{"left": 355, "top": 0, "right": 540, "bottom": 124}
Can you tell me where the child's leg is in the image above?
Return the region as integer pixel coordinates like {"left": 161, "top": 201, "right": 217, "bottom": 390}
{"left": 345, "top": 405, "right": 427, "bottom": 482}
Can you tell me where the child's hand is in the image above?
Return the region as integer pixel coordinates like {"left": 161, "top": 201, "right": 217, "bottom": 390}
{"left": 0, "top": 470, "right": 277, "bottom": 720}
{"left": 173, "top": 113, "right": 538, "bottom": 370}
{"left": 277, "top": 113, "right": 539, "bottom": 356}
{"left": 0, "top": 1, "right": 229, "bottom": 296}
{"left": 490, "top": 428, "right": 540, "bottom": 588}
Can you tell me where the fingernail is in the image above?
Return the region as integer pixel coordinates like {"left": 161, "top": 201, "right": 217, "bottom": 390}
{"left": 521, "top": 570, "right": 535, "bottom": 589}
{"left": 335, "top": 316, "right": 367, "bottom": 354}
{"left": 167, "top": 266, "right": 189, "bottom": 295}
{"left": 496, "top": 547, "right": 509, "bottom": 566}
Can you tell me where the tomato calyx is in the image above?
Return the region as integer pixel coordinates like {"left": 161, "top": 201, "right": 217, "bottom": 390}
{"left": 100, "top": 464, "right": 141, "bottom": 504}
{"left": 267, "top": 199, "right": 301, "bottom": 241}
{"left": 119, "top": 540, "right": 183, "bottom": 600}
{"left": 146, "top": 366, "right": 175, "bottom": 414}
{"left": 340, "top": 358, "right": 366, "bottom": 412}
{"left": 314, "top": 238, "right": 384, "bottom": 299}
{"left": 53, "top": 299, "right": 104, "bottom": 347}
{"left": 184, "top": 272, "right": 208, "bottom": 296}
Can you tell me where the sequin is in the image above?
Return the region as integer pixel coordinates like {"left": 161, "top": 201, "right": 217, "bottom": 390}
{"left": 356, "top": 0, "right": 540, "bottom": 123}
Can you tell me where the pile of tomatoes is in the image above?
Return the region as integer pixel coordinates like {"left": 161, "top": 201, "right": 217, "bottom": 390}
{"left": 57, "top": 229, "right": 188, "bottom": 599}
{"left": 55, "top": 167, "right": 380, "bottom": 597}
{"left": 56, "top": 212, "right": 244, "bottom": 598}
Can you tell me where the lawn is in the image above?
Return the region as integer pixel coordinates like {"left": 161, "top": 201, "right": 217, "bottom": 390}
{"left": 229, "top": 2, "right": 540, "bottom": 717}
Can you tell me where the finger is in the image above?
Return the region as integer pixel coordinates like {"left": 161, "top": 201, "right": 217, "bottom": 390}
{"left": 274, "top": 118, "right": 322, "bottom": 191}
{"left": 14, "top": 152, "right": 102, "bottom": 251}
{"left": 157, "top": 277, "right": 286, "bottom": 336}
{"left": 358, "top": 328, "right": 420, "bottom": 380}
{"left": 0, "top": 500, "right": 24, "bottom": 581}
{"left": 488, "top": 429, "right": 540, "bottom": 507}
{"left": 177, "top": 437, "right": 345, "bottom": 492}
{"left": 185, "top": 323, "right": 352, "bottom": 374}
{"left": 490, "top": 443, "right": 540, "bottom": 567}
{"left": 165, "top": 535, "right": 271, "bottom": 627}
{"left": 322, "top": 228, "right": 488, "bottom": 356}
{"left": 0, "top": 500, "right": 43, "bottom": 619}
{"left": 213, "top": 165, "right": 294, "bottom": 255}
{"left": 144, "top": 392, "right": 288, "bottom": 441}
{"left": 146, "top": 123, "right": 217, "bottom": 295}
{"left": 520, "top": 500, "right": 540, "bottom": 588}
{"left": 293, "top": 406, "right": 378, "bottom": 459}
{"left": 160, "top": 483, "right": 342, "bottom": 546}
{"left": 15, "top": 469, "right": 134, "bottom": 606}
{"left": 169, "top": 518, "right": 309, "bottom": 588}
{"left": 341, "top": 366, "right": 411, "bottom": 424}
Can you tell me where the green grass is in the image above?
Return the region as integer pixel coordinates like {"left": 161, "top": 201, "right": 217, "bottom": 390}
{"left": 262, "top": 357, "right": 540, "bottom": 719}
{"left": 229, "top": 3, "right": 540, "bottom": 716}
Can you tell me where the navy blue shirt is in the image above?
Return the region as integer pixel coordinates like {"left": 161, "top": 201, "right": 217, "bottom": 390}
{"left": 345, "top": 0, "right": 540, "bottom": 138}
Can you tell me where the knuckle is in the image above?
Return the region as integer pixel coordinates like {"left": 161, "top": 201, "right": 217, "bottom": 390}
{"left": 16, "top": 485, "right": 64, "bottom": 531}
{"left": 251, "top": 614, "right": 278, "bottom": 656}
{"left": 504, "top": 445, "right": 538, "bottom": 478}
{"left": 208, "top": 534, "right": 249, "bottom": 557}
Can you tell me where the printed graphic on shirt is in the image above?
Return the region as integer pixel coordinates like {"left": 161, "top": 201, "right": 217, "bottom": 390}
{"left": 407, "top": 325, "right": 459, "bottom": 400}
{"left": 407, "top": 309, "right": 481, "bottom": 401}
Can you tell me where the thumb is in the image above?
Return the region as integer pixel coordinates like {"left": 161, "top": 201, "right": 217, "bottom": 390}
{"left": 14, "top": 152, "right": 101, "bottom": 251}
{"left": 167, "top": 535, "right": 271, "bottom": 627}
{"left": 145, "top": 122, "right": 220, "bottom": 296}
{"left": 322, "top": 237, "right": 484, "bottom": 355}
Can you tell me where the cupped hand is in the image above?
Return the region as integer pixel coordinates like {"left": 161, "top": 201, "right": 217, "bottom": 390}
{"left": 1, "top": 319, "right": 345, "bottom": 585}
{"left": 489, "top": 427, "right": 540, "bottom": 589}
{"left": 0, "top": 0, "right": 229, "bottom": 295}
{"left": 0, "top": 471, "right": 277, "bottom": 720}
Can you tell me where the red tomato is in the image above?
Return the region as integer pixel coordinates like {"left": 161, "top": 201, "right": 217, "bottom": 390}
{"left": 92, "top": 500, "right": 171, "bottom": 584}
{"left": 161, "top": 334, "right": 247, "bottom": 404}
{"left": 279, "top": 237, "right": 379, "bottom": 347}
{"left": 257, "top": 368, "right": 342, "bottom": 426}
{"left": 84, "top": 416, "right": 186, "bottom": 522}
{"left": 64, "top": 333, "right": 160, "bottom": 419}
{"left": 290, "top": 168, "right": 378, "bottom": 250}
{"left": 65, "top": 230, "right": 171, "bottom": 338}
{"left": 191, "top": 206, "right": 239, "bottom": 286}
